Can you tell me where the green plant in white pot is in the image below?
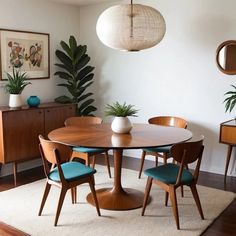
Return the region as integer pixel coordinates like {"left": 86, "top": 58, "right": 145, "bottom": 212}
{"left": 105, "top": 102, "right": 138, "bottom": 133}
{"left": 5, "top": 68, "right": 31, "bottom": 108}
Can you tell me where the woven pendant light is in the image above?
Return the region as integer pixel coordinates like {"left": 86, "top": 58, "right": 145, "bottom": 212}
{"left": 96, "top": 0, "right": 166, "bottom": 51}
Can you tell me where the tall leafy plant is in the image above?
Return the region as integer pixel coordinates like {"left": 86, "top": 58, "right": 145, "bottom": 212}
{"left": 54, "top": 36, "right": 97, "bottom": 116}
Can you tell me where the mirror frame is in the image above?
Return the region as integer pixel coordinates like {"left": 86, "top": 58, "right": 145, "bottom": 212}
{"left": 216, "top": 40, "right": 236, "bottom": 75}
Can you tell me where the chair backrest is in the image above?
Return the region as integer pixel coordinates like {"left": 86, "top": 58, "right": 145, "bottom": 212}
{"left": 171, "top": 135, "right": 204, "bottom": 164}
{"left": 39, "top": 135, "right": 72, "bottom": 165}
{"left": 170, "top": 135, "right": 204, "bottom": 184}
{"left": 148, "top": 116, "right": 187, "bottom": 129}
{"left": 64, "top": 116, "right": 102, "bottom": 127}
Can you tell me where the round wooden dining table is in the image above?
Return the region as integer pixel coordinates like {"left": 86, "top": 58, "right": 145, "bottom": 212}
{"left": 48, "top": 123, "right": 192, "bottom": 211}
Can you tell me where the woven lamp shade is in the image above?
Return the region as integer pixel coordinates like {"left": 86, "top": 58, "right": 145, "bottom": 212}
{"left": 96, "top": 4, "right": 166, "bottom": 51}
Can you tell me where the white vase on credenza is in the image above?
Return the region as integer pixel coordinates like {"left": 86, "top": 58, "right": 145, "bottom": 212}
{"left": 9, "top": 94, "right": 23, "bottom": 108}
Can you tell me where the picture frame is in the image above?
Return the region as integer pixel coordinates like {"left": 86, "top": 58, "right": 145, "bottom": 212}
{"left": 0, "top": 29, "right": 50, "bottom": 80}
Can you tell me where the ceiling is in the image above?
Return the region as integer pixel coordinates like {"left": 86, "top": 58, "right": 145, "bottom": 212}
{"left": 50, "top": 0, "right": 114, "bottom": 6}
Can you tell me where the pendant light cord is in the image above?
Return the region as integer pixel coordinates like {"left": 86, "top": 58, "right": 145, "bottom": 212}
{"left": 130, "top": 0, "right": 134, "bottom": 38}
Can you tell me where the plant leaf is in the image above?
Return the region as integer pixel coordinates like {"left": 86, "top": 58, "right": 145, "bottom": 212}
{"left": 76, "top": 66, "right": 94, "bottom": 81}
{"left": 54, "top": 95, "right": 73, "bottom": 103}
{"left": 55, "top": 50, "right": 73, "bottom": 70}
{"left": 80, "top": 105, "right": 97, "bottom": 116}
{"left": 77, "top": 92, "right": 93, "bottom": 103}
{"left": 69, "top": 36, "right": 77, "bottom": 53}
{"left": 60, "top": 40, "right": 72, "bottom": 59}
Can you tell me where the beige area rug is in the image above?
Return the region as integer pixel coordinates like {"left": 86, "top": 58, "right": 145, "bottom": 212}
{"left": 0, "top": 166, "right": 235, "bottom": 236}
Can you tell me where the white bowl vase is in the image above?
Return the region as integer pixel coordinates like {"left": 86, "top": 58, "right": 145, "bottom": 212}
{"left": 111, "top": 116, "right": 132, "bottom": 134}
{"left": 9, "top": 94, "right": 23, "bottom": 108}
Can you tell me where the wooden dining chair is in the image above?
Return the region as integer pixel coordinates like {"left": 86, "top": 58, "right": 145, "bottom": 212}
{"left": 38, "top": 135, "right": 100, "bottom": 226}
{"left": 138, "top": 116, "right": 187, "bottom": 178}
{"left": 64, "top": 116, "right": 112, "bottom": 178}
{"left": 141, "top": 135, "right": 204, "bottom": 229}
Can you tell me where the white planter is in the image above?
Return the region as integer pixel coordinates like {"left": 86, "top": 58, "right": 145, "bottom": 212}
{"left": 111, "top": 116, "right": 132, "bottom": 134}
{"left": 9, "top": 94, "right": 23, "bottom": 108}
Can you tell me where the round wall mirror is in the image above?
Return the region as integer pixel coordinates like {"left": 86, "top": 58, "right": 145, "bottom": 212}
{"left": 216, "top": 40, "right": 236, "bottom": 75}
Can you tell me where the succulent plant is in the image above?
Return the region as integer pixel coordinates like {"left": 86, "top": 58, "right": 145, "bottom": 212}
{"left": 105, "top": 102, "right": 138, "bottom": 117}
{"left": 5, "top": 68, "right": 31, "bottom": 94}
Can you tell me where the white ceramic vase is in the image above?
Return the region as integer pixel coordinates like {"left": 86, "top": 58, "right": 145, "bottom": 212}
{"left": 111, "top": 116, "right": 132, "bottom": 134}
{"left": 9, "top": 94, "right": 23, "bottom": 108}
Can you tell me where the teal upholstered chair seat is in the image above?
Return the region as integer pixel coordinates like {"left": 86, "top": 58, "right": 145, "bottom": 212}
{"left": 49, "top": 162, "right": 96, "bottom": 182}
{"left": 143, "top": 145, "right": 171, "bottom": 154}
{"left": 73, "top": 147, "right": 107, "bottom": 154}
{"left": 144, "top": 163, "right": 193, "bottom": 185}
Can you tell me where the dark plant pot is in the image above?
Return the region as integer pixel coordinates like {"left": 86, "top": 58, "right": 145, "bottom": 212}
{"left": 27, "top": 96, "right": 40, "bottom": 107}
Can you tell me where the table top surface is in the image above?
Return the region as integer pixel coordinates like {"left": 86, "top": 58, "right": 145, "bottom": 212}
{"left": 48, "top": 123, "right": 192, "bottom": 149}
{"left": 221, "top": 119, "right": 236, "bottom": 127}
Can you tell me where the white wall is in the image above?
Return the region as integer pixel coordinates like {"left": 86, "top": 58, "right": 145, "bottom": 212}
{"left": 79, "top": 0, "right": 236, "bottom": 175}
{"left": 0, "top": 0, "right": 81, "bottom": 176}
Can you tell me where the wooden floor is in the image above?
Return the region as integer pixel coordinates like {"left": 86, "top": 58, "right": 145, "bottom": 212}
{"left": 0, "top": 156, "right": 236, "bottom": 236}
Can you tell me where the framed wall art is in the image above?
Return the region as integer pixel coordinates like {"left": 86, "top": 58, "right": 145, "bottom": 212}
{"left": 0, "top": 29, "right": 50, "bottom": 80}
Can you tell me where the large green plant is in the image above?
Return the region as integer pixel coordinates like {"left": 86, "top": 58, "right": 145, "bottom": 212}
{"left": 54, "top": 36, "right": 97, "bottom": 116}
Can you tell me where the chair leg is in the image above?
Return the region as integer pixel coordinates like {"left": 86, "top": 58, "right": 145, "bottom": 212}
{"left": 89, "top": 176, "right": 101, "bottom": 216}
{"left": 85, "top": 156, "right": 91, "bottom": 167}
{"left": 141, "top": 177, "right": 153, "bottom": 216}
{"left": 181, "top": 186, "right": 184, "bottom": 197}
{"left": 138, "top": 151, "right": 146, "bottom": 178}
{"left": 92, "top": 156, "right": 96, "bottom": 169}
{"left": 165, "top": 192, "right": 169, "bottom": 206}
{"left": 189, "top": 184, "right": 204, "bottom": 220}
{"left": 38, "top": 182, "right": 51, "bottom": 216}
{"left": 169, "top": 186, "right": 180, "bottom": 230}
{"left": 155, "top": 156, "right": 158, "bottom": 167}
{"left": 71, "top": 188, "right": 74, "bottom": 204}
{"left": 54, "top": 188, "right": 67, "bottom": 226}
{"left": 163, "top": 153, "right": 168, "bottom": 164}
{"left": 70, "top": 187, "right": 77, "bottom": 204}
{"left": 104, "top": 151, "right": 112, "bottom": 178}
{"left": 74, "top": 187, "right": 77, "bottom": 203}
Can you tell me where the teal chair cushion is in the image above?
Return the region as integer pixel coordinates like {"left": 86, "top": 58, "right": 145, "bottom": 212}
{"left": 73, "top": 147, "right": 107, "bottom": 153}
{"left": 143, "top": 145, "right": 171, "bottom": 153}
{"left": 49, "top": 162, "right": 96, "bottom": 182}
{"left": 144, "top": 163, "right": 193, "bottom": 185}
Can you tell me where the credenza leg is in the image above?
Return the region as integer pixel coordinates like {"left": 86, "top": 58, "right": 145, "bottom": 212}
{"left": 13, "top": 162, "right": 17, "bottom": 186}
{"left": 224, "top": 145, "right": 233, "bottom": 185}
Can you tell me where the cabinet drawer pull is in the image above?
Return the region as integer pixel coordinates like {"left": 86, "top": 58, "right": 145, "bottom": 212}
{"left": 38, "top": 111, "right": 42, "bottom": 114}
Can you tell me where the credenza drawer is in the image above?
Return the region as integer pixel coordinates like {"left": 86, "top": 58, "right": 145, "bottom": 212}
{"left": 220, "top": 125, "right": 236, "bottom": 144}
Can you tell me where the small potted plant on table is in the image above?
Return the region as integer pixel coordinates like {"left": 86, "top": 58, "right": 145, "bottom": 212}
{"left": 5, "top": 68, "right": 31, "bottom": 108}
{"left": 105, "top": 101, "right": 138, "bottom": 133}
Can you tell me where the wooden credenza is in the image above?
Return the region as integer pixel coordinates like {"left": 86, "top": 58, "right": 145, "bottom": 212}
{"left": 0, "top": 102, "right": 76, "bottom": 185}
{"left": 219, "top": 119, "right": 236, "bottom": 183}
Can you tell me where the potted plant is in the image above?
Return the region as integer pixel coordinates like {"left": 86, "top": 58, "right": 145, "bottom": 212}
{"left": 5, "top": 68, "right": 31, "bottom": 108}
{"left": 105, "top": 101, "right": 138, "bottom": 133}
{"left": 223, "top": 85, "right": 236, "bottom": 112}
{"left": 54, "top": 35, "right": 97, "bottom": 116}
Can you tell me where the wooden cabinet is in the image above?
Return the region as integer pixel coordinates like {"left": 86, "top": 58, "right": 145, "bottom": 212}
{"left": 44, "top": 105, "right": 75, "bottom": 135}
{"left": 0, "top": 103, "right": 75, "bottom": 184}
{"left": 219, "top": 119, "right": 236, "bottom": 184}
